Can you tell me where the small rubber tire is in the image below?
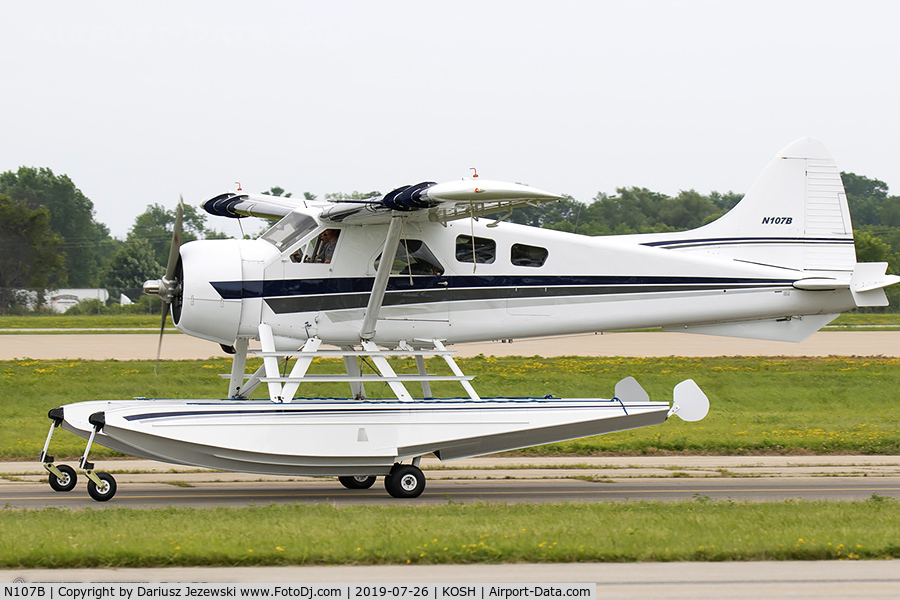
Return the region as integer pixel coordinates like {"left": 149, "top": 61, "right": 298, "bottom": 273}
{"left": 338, "top": 475, "right": 377, "bottom": 490}
{"left": 87, "top": 472, "right": 117, "bottom": 502}
{"left": 48, "top": 464, "right": 77, "bottom": 492}
{"left": 384, "top": 464, "right": 425, "bottom": 498}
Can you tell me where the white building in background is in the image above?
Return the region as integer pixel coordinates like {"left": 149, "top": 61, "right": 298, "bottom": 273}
{"left": 48, "top": 289, "right": 109, "bottom": 313}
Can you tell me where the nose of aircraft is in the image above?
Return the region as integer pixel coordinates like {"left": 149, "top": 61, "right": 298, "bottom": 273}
{"left": 171, "top": 238, "right": 244, "bottom": 345}
{"left": 142, "top": 199, "right": 245, "bottom": 347}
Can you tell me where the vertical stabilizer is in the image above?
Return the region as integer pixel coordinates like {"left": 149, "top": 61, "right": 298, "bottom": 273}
{"left": 640, "top": 139, "right": 856, "bottom": 272}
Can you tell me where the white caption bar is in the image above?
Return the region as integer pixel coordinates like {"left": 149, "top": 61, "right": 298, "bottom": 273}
{"left": 3, "top": 584, "right": 596, "bottom": 600}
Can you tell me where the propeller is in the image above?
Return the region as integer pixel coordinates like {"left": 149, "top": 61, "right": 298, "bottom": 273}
{"left": 142, "top": 198, "right": 185, "bottom": 374}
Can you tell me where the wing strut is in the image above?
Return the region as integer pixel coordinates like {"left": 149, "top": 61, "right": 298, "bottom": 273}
{"left": 360, "top": 214, "right": 403, "bottom": 340}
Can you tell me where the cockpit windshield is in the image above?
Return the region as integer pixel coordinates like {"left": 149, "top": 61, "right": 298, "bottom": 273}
{"left": 260, "top": 212, "right": 318, "bottom": 252}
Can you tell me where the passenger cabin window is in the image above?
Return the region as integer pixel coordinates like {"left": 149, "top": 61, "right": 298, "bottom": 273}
{"left": 374, "top": 239, "right": 444, "bottom": 275}
{"left": 261, "top": 212, "right": 318, "bottom": 252}
{"left": 455, "top": 235, "right": 496, "bottom": 264}
{"left": 511, "top": 243, "right": 549, "bottom": 267}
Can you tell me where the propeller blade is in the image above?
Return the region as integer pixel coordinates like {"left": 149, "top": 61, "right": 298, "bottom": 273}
{"left": 165, "top": 198, "right": 184, "bottom": 281}
{"left": 154, "top": 305, "right": 168, "bottom": 377}
{"left": 155, "top": 197, "right": 184, "bottom": 376}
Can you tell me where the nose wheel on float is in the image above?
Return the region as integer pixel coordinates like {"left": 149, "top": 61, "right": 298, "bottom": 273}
{"left": 46, "top": 463, "right": 77, "bottom": 492}
{"left": 40, "top": 408, "right": 118, "bottom": 502}
{"left": 41, "top": 407, "right": 79, "bottom": 493}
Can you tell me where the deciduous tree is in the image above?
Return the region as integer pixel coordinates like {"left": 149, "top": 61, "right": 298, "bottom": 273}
{"left": 102, "top": 238, "right": 162, "bottom": 289}
{"left": 0, "top": 167, "right": 108, "bottom": 287}
{"left": 0, "top": 194, "right": 65, "bottom": 311}
{"left": 128, "top": 203, "right": 209, "bottom": 267}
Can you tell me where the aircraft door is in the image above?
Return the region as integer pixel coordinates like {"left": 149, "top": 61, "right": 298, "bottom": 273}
{"left": 376, "top": 239, "right": 450, "bottom": 337}
{"left": 258, "top": 215, "right": 330, "bottom": 341}
{"left": 238, "top": 240, "right": 276, "bottom": 338}
{"left": 273, "top": 227, "right": 352, "bottom": 338}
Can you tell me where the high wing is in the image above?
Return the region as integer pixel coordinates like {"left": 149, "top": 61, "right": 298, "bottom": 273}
{"left": 201, "top": 179, "right": 563, "bottom": 224}
{"left": 202, "top": 192, "right": 302, "bottom": 220}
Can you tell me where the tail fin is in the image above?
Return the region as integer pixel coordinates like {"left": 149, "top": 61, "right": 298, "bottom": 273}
{"left": 642, "top": 138, "right": 856, "bottom": 272}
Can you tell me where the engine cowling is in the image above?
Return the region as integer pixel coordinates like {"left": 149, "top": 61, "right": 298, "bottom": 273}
{"left": 174, "top": 239, "right": 245, "bottom": 345}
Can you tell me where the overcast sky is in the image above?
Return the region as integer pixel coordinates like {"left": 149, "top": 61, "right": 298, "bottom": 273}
{"left": 2, "top": 1, "right": 898, "bottom": 239}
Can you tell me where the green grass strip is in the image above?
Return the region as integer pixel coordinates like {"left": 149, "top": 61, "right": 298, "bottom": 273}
{"left": 0, "top": 315, "right": 171, "bottom": 330}
{"left": 4, "top": 356, "right": 900, "bottom": 460}
{"left": 829, "top": 313, "right": 900, "bottom": 325}
{"left": 2, "top": 499, "right": 899, "bottom": 568}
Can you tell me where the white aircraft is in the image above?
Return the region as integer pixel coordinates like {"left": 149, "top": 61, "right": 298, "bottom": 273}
{"left": 40, "top": 138, "right": 898, "bottom": 501}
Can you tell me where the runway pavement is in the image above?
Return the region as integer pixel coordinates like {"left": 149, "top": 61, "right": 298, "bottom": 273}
{"left": 5, "top": 455, "right": 900, "bottom": 509}
{"left": 2, "top": 330, "right": 899, "bottom": 360}
{"left": 5, "top": 476, "right": 900, "bottom": 509}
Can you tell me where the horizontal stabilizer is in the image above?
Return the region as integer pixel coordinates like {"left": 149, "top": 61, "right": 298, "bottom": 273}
{"left": 792, "top": 277, "right": 846, "bottom": 291}
{"left": 851, "top": 262, "right": 900, "bottom": 307}
{"left": 663, "top": 313, "right": 839, "bottom": 343}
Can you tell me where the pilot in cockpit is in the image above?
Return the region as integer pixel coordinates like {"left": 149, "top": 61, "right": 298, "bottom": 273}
{"left": 296, "top": 229, "right": 340, "bottom": 264}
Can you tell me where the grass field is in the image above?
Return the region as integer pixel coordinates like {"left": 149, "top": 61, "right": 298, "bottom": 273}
{"left": 1, "top": 499, "right": 898, "bottom": 567}
{"left": 3, "top": 355, "right": 899, "bottom": 460}
{"left": 0, "top": 314, "right": 173, "bottom": 330}
{"left": 828, "top": 313, "right": 900, "bottom": 325}
{"left": 4, "top": 354, "right": 900, "bottom": 568}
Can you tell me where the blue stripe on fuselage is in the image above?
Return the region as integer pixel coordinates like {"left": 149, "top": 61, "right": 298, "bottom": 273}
{"left": 210, "top": 274, "right": 796, "bottom": 300}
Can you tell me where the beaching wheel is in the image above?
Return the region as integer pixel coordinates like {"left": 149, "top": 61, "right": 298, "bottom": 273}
{"left": 87, "top": 472, "right": 117, "bottom": 502}
{"left": 48, "top": 464, "right": 77, "bottom": 492}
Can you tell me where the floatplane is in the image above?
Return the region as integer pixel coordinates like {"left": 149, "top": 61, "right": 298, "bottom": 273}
{"left": 40, "top": 138, "right": 898, "bottom": 500}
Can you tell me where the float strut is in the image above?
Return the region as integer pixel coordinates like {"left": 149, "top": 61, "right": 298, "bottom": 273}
{"left": 79, "top": 412, "right": 106, "bottom": 487}
{"left": 40, "top": 407, "right": 65, "bottom": 478}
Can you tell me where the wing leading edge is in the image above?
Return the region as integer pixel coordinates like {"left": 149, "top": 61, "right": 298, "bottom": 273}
{"left": 201, "top": 180, "right": 563, "bottom": 224}
{"left": 322, "top": 179, "right": 562, "bottom": 224}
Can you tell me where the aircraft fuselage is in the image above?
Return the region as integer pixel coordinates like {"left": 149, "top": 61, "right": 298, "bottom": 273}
{"left": 174, "top": 215, "right": 852, "bottom": 349}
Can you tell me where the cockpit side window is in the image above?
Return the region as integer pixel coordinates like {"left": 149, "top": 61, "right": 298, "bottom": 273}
{"left": 511, "top": 243, "right": 549, "bottom": 267}
{"left": 374, "top": 239, "right": 444, "bottom": 276}
{"left": 455, "top": 235, "right": 496, "bottom": 264}
{"left": 292, "top": 228, "right": 341, "bottom": 264}
{"left": 261, "top": 212, "right": 318, "bottom": 252}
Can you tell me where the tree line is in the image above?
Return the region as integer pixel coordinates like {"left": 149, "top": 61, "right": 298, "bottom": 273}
{"left": 1, "top": 166, "right": 898, "bottom": 313}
